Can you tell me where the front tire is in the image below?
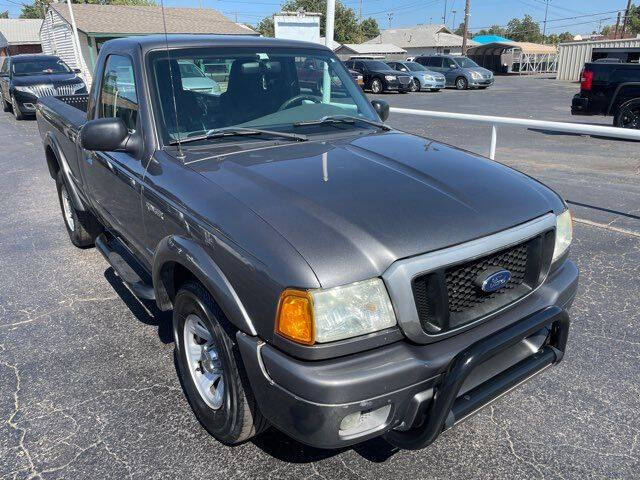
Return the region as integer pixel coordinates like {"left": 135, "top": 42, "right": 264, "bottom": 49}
{"left": 410, "top": 78, "right": 420, "bottom": 92}
{"left": 370, "top": 78, "right": 383, "bottom": 94}
{"left": 56, "top": 171, "right": 99, "bottom": 248}
{"left": 11, "top": 95, "right": 24, "bottom": 120}
{"left": 0, "top": 91, "right": 10, "bottom": 112}
{"left": 455, "top": 77, "right": 468, "bottom": 90}
{"left": 614, "top": 99, "right": 640, "bottom": 129}
{"left": 174, "top": 281, "right": 267, "bottom": 445}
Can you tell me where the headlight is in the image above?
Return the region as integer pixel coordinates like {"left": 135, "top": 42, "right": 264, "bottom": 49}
{"left": 552, "top": 209, "right": 573, "bottom": 263}
{"left": 423, "top": 75, "right": 434, "bottom": 81}
{"left": 470, "top": 71, "right": 481, "bottom": 79}
{"left": 384, "top": 75, "right": 396, "bottom": 81}
{"left": 275, "top": 278, "right": 397, "bottom": 345}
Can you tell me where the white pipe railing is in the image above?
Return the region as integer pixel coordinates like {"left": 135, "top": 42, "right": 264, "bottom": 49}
{"left": 389, "top": 107, "right": 640, "bottom": 160}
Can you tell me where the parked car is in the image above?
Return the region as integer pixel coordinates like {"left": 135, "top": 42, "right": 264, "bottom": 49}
{"left": 0, "top": 54, "right": 86, "bottom": 119}
{"left": 37, "top": 35, "right": 577, "bottom": 451}
{"left": 344, "top": 59, "right": 412, "bottom": 93}
{"left": 414, "top": 54, "right": 494, "bottom": 90}
{"left": 177, "top": 60, "right": 221, "bottom": 95}
{"left": 571, "top": 61, "right": 640, "bottom": 128}
{"left": 386, "top": 60, "right": 446, "bottom": 92}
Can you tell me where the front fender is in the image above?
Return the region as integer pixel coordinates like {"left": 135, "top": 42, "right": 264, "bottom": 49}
{"left": 43, "top": 131, "right": 86, "bottom": 212}
{"left": 152, "top": 235, "right": 257, "bottom": 338}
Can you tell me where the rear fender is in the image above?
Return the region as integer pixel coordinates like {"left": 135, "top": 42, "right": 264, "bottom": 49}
{"left": 607, "top": 82, "right": 640, "bottom": 115}
{"left": 43, "top": 131, "right": 86, "bottom": 212}
{"left": 152, "top": 235, "right": 258, "bottom": 344}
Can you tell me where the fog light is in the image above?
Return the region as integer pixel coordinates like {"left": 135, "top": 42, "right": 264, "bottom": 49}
{"left": 339, "top": 405, "right": 391, "bottom": 437}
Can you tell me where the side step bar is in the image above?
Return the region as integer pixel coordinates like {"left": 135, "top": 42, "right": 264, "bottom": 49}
{"left": 95, "top": 233, "right": 155, "bottom": 301}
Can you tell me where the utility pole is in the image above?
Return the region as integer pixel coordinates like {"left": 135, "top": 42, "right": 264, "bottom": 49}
{"left": 622, "top": 0, "right": 632, "bottom": 38}
{"left": 359, "top": 0, "right": 362, "bottom": 21}
{"left": 387, "top": 12, "right": 394, "bottom": 29}
{"left": 542, "top": 0, "right": 550, "bottom": 44}
{"left": 442, "top": 0, "right": 447, "bottom": 25}
{"left": 614, "top": 11, "right": 621, "bottom": 39}
{"left": 451, "top": 10, "right": 457, "bottom": 30}
{"left": 461, "top": 0, "right": 470, "bottom": 55}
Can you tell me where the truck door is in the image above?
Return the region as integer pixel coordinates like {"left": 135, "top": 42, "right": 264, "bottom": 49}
{"left": 83, "top": 54, "right": 148, "bottom": 258}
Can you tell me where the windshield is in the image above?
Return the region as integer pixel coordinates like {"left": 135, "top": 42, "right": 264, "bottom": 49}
{"left": 149, "top": 47, "right": 378, "bottom": 144}
{"left": 364, "top": 61, "right": 392, "bottom": 71}
{"left": 12, "top": 58, "right": 71, "bottom": 76}
{"left": 178, "top": 62, "right": 206, "bottom": 79}
{"left": 405, "top": 62, "right": 427, "bottom": 71}
{"left": 454, "top": 57, "right": 479, "bottom": 68}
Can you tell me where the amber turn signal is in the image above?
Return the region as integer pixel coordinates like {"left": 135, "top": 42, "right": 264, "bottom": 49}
{"left": 275, "top": 289, "right": 314, "bottom": 345}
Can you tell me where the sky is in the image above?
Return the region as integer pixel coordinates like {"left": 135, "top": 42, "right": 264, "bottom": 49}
{"left": 0, "top": 0, "right": 633, "bottom": 35}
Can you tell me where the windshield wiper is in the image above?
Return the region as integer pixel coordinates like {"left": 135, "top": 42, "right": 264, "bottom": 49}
{"left": 293, "top": 115, "right": 391, "bottom": 131}
{"left": 170, "top": 127, "right": 307, "bottom": 146}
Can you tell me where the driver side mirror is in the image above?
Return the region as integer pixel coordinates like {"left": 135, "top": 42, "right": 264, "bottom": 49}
{"left": 81, "top": 118, "right": 129, "bottom": 152}
{"left": 371, "top": 99, "right": 389, "bottom": 122}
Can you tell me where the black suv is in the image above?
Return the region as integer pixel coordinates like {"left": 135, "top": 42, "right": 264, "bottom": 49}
{"left": 0, "top": 54, "right": 86, "bottom": 119}
{"left": 344, "top": 59, "right": 412, "bottom": 93}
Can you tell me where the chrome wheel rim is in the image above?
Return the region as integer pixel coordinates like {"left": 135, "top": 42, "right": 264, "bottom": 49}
{"left": 372, "top": 80, "right": 381, "bottom": 93}
{"left": 620, "top": 107, "right": 640, "bottom": 129}
{"left": 457, "top": 79, "right": 465, "bottom": 89}
{"left": 411, "top": 79, "right": 418, "bottom": 92}
{"left": 61, "top": 186, "right": 75, "bottom": 232}
{"left": 183, "top": 314, "right": 224, "bottom": 410}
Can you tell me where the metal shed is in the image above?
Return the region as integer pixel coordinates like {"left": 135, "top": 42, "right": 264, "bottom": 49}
{"left": 557, "top": 37, "right": 640, "bottom": 81}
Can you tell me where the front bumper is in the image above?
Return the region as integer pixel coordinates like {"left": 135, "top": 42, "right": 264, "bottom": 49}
{"left": 12, "top": 90, "right": 38, "bottom": 113}
{"left": 238, "top": 259, "right": 579, "bottom": 449}
{"left": 420, "top": 77, "right": 446, "bottom": 90}
{"left": 469, "top": 77, "right": 494, "bottom": 87}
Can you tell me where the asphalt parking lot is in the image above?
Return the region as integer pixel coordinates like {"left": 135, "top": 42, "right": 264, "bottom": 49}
{"left": 1, "top": 75, "right": 639, "bottom": 479}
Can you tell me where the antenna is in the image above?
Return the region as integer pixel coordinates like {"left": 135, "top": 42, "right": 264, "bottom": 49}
{"left": 159, "top": 0, "right": 185, "bottom": 160}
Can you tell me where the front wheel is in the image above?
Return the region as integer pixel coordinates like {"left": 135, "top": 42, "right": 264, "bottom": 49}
{"left": 0, "top": 91, "right": 10, "bottom": 112}
{"left": 455, "top": 77, "right": 468, "bottom": 90}
{"left": 370, "top": 78, "right": 383, "bottom": 94}
{"left": 11, "top": 95, "right": 24, "bottom": 120}
{"left": 614, "top": 99, "right": 640, "bottom": 129}
{"left": 409, "top": 78, "right": 420, "bottom": 92}
{"left": 174, "top": 281, "right": 268, "bottom": 445}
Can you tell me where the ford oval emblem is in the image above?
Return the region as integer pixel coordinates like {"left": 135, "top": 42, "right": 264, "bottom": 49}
{"left": 476, "top": 268, "right": 511, "bottom": 293}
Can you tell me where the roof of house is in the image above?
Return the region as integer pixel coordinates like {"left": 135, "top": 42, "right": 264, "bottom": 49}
{"left": 365, "top": 24, "right": 478, "bottom": 49}
{"left": 338, "top": 43, "right": 406, "bottom": 54}
{"left": 0, "top": 19, "right": 43, "bottom": 47}
{"left": 318, "top": 37, "right": 342, "bottom": 51}
{"left": 48, "top": 4, "right": 256, "bottom": 36}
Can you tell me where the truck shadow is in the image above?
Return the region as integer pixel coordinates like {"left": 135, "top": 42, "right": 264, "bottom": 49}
{"left": 103, "top": 267, "right": 174, "bottom": 344}
{"left": 251, "top": 428, "right": 400, "bottom": 463}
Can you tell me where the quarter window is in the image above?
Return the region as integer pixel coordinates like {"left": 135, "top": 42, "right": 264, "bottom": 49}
{"left": 98, "top": 55, "right": 138, "bottom": 131}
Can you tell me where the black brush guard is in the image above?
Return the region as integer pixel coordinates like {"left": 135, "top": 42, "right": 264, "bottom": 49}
{"left": 386, "top": 306, "right": 569, "bottom": 450}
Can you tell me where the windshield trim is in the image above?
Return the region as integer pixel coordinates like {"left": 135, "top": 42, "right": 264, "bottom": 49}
{"left": 146, "top": 45, "right": 380, "bottom": 148}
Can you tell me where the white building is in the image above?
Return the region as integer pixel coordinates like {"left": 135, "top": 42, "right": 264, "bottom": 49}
{"left": 557, "top": 37, "right": 640, "bottom": 81}
{"left": 40, "top": 3, "right": 256, "bottom": 87}
{"left": 365, "top": 24, "right": 478, "bottom": 58}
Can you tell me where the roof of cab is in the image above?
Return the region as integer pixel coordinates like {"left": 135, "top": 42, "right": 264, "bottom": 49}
{"left": 101, "top": 34, "right": 332, "bottom": 53}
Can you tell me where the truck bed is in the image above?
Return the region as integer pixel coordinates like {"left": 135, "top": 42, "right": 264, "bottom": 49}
{"left": 38, "top": 94, "right": 89, "bottom": 131}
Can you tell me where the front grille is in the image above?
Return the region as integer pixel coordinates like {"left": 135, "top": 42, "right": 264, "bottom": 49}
{"left": 31, "top": 85, "right": 55, "bottom": 97}
{"left": 412, "top": 231, "right": 554, "bottom": 334}
{"left": 398, "top": 76, "right": 411, "bottom": 84}
{"left": 56, "top": 85, "right": 78, "bottom": 96}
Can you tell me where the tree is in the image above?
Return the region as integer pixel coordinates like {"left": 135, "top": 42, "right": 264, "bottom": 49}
{"left": 359, "top": 17, "right": 379, "bottom": 42}
{"left": 505, "top": 14, "right": 542, "bottom": 43}
{"left": 20, "top": 0, "right": 156, "bottom": 19}
{"left": 257, "top": 16, "right": 274, "bottom": 37}
{"left": 474, "top": 24, "right": 507, "bottom": 38}
{"left": 0, "top": 11, "right": 8, "bottom": 18}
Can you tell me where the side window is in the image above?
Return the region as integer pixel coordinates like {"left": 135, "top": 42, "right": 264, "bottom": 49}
{"left": 428, "top": 57, "right": 441, "bottom": 68}
{"left": 98, "top": 55, "right": 138, "bottom": 131}
{"left": 355, "top": 61, "right": 365, "bottom": 72}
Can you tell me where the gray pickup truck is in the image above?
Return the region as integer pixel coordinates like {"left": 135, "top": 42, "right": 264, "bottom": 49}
{"left": 36, "top": 35, "right": 578, "bottom": 450}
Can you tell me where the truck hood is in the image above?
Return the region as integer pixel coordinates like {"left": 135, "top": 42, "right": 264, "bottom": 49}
{"left": 189, "top": 131, "right": 562, "bottom": 287}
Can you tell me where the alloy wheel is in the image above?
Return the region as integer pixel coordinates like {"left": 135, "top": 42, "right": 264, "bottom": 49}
{"left": 183, "top": 313, "right": 225, "bottom": 410}
{"left": 371, "top": 79, "right": 382, "bottom": 94}
{"left": 619, "top": 107, "right": 640, "bottom": 129}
